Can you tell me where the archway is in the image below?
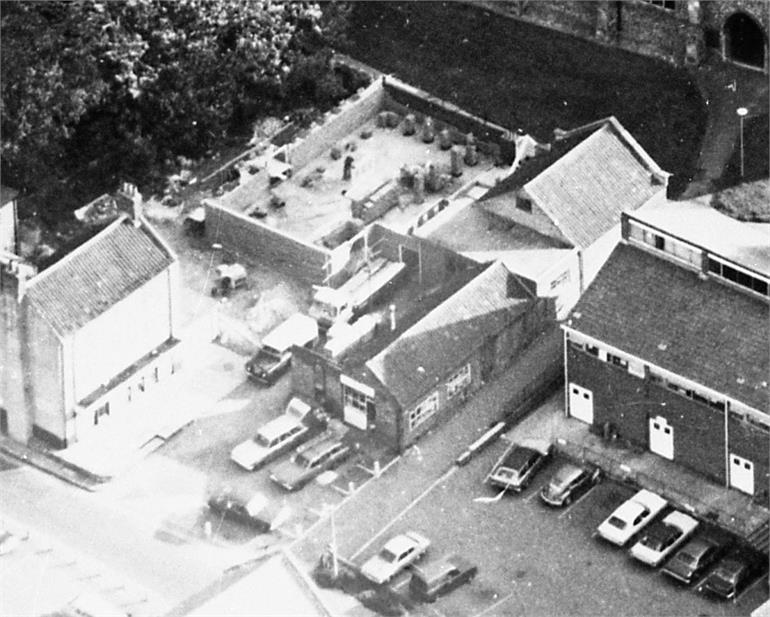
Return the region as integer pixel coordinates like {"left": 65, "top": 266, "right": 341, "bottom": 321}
{"left": 724, "top": 12, "right": 767, "bottom": 69}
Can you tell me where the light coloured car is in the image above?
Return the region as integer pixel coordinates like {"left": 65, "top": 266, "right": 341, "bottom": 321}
{"left": 230, "top": 398, "right": 317, "bottom": 471}
{"left": 596, "top": 489, "right": 667, "bottom": 546}
{"left": 361, "top": 531, "right": 431, "bottom": 585}
{"left": 629, "top": 510, "right": 699, "bottom": 566}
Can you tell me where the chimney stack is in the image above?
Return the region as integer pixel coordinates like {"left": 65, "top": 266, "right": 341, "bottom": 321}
{"left": 116, "top": 182, "right": 143, "bottom": 226}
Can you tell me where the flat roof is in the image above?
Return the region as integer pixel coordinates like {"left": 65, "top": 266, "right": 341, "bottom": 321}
{"left": 214, "top": 118, "right": 496, "bottom": 244}
{"left": 630, "top": 193, "right": 770, "bottom": 277}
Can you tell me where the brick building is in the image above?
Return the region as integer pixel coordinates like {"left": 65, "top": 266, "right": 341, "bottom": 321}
{"left": 562, "top": 198, "right": 769, "bottom": 504}
{"left": 475, "top": 0, "right": 769, "bottom": 71}
{"left": 292, "top": 226, "right": 555, "bottom": 451}
{"left": 0, "top": 185, "right": 181, "bottom": 448}
{"left": 464, "top": 116, "right": 668, "bottom": 317}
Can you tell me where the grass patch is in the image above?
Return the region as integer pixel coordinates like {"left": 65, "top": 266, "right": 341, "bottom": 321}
{"left": 348, "top": 1, "right": 706, "bottom": 180}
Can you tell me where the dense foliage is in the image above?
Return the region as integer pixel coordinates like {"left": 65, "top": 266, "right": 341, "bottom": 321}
{"left": 1, "top": 0, "right": 351, "bottom": 222}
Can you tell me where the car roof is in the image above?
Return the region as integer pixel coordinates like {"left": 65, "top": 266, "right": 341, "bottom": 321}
{"left": 551, "top": 463, "right": 584, "bottom": 484}
{"left": 414, "top": 554, "right": 473, "bottom": 580}
{"left": 258, "top": 414, "right": 304, "bottom": 441}
{"left": 502, "top": 446, "right": 540, "bottom": 468}
{"left": 614, "top": 499, "right": 647, "bottom": 519}
{"left": 300, "top": 434, "right": 344, "bottom": 460}
{"left": 662, "top": 510, "right": 698, "bottom": 531}
{"left": 680, "top": 536, "right": 719, "bottom": 555}
{"left": 645, "top": 520, "right": 680, "bottom": 544}
{"left": 633, "top": 489, "right": 667, "bottom": 510}
{"left": 384, "top": 534, "right": 418, "bottom": 554}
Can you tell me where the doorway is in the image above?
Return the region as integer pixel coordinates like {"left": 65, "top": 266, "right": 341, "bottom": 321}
{"left": 568, "top": 383, "right": 594, "bottom": 424}
{"left": 724, "top": 13, "right": 767, "bottom": 69}
{"left": 729, "top": 453, "right": 755, "bottom": 495}
{"left": 648, "top": 415, "right": 674, "bottom": 460}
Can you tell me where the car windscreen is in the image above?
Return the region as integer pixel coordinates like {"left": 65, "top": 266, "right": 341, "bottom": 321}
{"left": 551, "top": 467, "right": 579, "bottom": 490}
{"left": 379, "top": 548, "right": 398, "bottom": 563}
{"left": 608, "top": 515, "right": 627, "bottom": 529}
{"left": 255, "top": 433, "right": 273, "bottom": 448}
{"left": 262, "top": 345, "right": 283, "bottom": 359}
{"left": 295, "top": 453, "right": 313, "bottom": 468}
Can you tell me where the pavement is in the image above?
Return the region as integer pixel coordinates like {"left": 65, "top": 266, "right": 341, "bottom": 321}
{"left": 506, "top": 394, "right": 770, "bottom": 551}
{"left": 683, "top": 55, "right": 769, "bottom": 197}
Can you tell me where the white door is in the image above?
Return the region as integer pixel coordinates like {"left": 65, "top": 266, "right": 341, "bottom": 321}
{"left": 649, "top": 415, "right": 674, "bottom": 460}
{"left": 730, "top": 453, "right": 755, "bottom": 495}
{"left": 343, "top": 404, "right": 367, "bottom": 430}
{"left": 568, "top": 383, "right": 594, "bottom": 424}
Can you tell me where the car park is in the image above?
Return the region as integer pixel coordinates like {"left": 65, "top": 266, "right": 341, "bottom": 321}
{"left": 207, "top": 488, "right": 291, "bottom": 533}
{"left": 629, "top": 510, "right": 699, "bottom": 567}
{"left": 539, "top": 462, "right": 601, "bottom": 507}
{"left": 700, "top": 551, "right": 755, "bottom": 600}
{"left": 661, "top": 535, "right": 727, "bottom": 585}
{"left": 486, "top": 438, "right": 552, "bottom": 492}
{"left": 230, "top": 397, "right": 320, "bottom": 471}
{"left": 268, "top": 422, "right": 350, "bottom": 491}
{"left": 409, "top": 554, "right": 477, "bottom": 602}
{"left": 596, "top": 489, "right": 667, "bottom": 546}
{"left": 361, "top": 531, "right": 431, "bottom": 585}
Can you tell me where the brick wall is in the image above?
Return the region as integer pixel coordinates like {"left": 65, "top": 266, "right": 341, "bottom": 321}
{"left": 204, "top": 201, "right": 330, "bottom": 286}
{"left": 286, "top": 79, "right": 386, "bottom": 171}
{"left": 567, "top": 345, "right": 770, "bottom": 498}
{"left": 382, "top": 80, "right": 516, "bottom": 164}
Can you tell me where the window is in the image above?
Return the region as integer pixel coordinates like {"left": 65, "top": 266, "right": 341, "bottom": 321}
{"left": 654, "top": 234, "right": 665, "bottom": 250}
{"left": 708, "top": 256, "right": 769, "bottom": 297}
{"left": 446, "top": 364, "right": 472, "bottom": 399}
{"left": 516, "top": 196, "right": 533, "bottom": 213}
{"left": 408, "top": 391, "right": 440, "bottom": 430}
{"left": 343, "top": 385, "right": 372, "bottom": 413}
{"left": 607, "top": 353, "right": 628, "bottom": 369}
{"left": 585, "top": 344, "right": 600, "bottom": 357}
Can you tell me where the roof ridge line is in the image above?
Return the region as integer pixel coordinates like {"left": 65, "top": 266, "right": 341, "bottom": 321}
{"left": 25, "top": 214, "right": 129, "bottom": 289}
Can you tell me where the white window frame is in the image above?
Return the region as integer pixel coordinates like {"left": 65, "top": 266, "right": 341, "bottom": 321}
{"left": 408, "top": 391, "right": 440, "bottom": 430}
{"left": 343, "top": 385, "right": 372, "bottom": 414}
{"left": 446, "top": 364, "right": 472, "bottom": 399}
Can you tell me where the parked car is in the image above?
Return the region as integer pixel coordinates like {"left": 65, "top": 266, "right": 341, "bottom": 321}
{"left": 211, "top": 263, "right": 247, "bottom": 297}
{"left": 207, "top": 489, "right": 291, "bottom": 533}
{"left": 230, "top": 397, "right": 322, "bottom": 471}
{"left": 700, "top": 551, "right": 756, "bottom": 600}
{"left": 245, "top": 313, "right": 318, "bottom": 385}
{"left": 486, "top": 439, "right": 552, "bottom": 492}
{"left": 268, "top": 422, "right": 350, "bottom": 491}
{"left": 361, "top": 531, "right": 431, "bottom": 585}
{"left": 661, "top": 536, "right": 727, "bottom": 584}
{"left": 596, "top": 489, "right": 667, "bottom": 546}
{"left": 540, "top": 462, "right": 601, "bottom": 507}
{"left": 629, "top": 510, "right": 699, "bottom": 566}
{"left": 409, "top": 554, "right": 477, "bottom": 602}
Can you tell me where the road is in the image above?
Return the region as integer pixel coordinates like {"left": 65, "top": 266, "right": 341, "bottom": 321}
{"left": 0, "top": 456, "right": 239, "bottom": 614}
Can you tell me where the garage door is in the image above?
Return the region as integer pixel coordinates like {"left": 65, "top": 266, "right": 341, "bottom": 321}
{"left": 730, "top": 453, "right": 754, "bottom": 495}
{"left": 649, "top": 415, "right": 674, "bottom": 460}
{"left": 568, "top": 383, "right": 593, "bottom": 424}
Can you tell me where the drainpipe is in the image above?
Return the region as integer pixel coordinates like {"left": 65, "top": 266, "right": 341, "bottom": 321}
{"left": 724, "top": 398, "right": 730, "bottom": 488}
{"left": 563, "top": 328, "right": 569, "bottom": 418}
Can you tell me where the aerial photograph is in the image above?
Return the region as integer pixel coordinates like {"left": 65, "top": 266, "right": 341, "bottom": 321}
{"left": 1, "top": 1, "right": 768, "bottom": 616}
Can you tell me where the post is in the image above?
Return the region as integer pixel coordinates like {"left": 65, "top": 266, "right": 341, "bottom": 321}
{"left": 330, "top": 506, "right": 339, "bottom": 578}
{"left": 737, "top": 107, "right": 748, "bottom": 178}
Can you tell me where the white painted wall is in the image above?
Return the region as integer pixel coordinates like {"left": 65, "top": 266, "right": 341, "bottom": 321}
{"left": 0, "top": 200, "right": 16, "bottom": 254}
{"left": 71, "top": 271, "right": 173, "bottom": 402}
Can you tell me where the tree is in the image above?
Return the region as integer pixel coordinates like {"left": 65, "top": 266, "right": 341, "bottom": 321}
{"left": 1, "top": 0, "right": 354, "bottom": 222}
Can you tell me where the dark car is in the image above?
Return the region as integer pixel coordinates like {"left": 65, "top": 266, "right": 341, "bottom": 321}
{"left": 540, "top": 462, "right": 601, "bottom": 507}
{"left": 487, "top": 439, "right": 551, "bottom": 492}
{"left": 206, "top": 489, "right": 291, "bottom": 533}
{"left": 409, "top": 554, "right": 477, "bottom": 602}
{"left": 661, "top": 536, "right": 726, "bottom": 584}
{"left": 700, "top": 552, "right": 754, "bottom": 600}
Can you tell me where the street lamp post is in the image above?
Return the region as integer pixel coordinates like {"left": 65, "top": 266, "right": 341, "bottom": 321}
{"left": 737, "top": 107, "right": 748, "bottom": 178}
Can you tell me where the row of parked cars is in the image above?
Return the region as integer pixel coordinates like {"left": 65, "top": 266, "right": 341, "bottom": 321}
{"left": 484, "top": 438, "right": 763, "bottom": 602}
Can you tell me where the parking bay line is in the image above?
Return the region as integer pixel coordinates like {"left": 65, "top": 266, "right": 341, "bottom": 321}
{"left": 557, "top": 486, "right": 597, "bottom": 520}
{"left": 350, "top": 466, "right": 457, "bottom": 561}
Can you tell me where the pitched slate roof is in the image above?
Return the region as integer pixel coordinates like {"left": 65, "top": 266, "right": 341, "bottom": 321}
{"left": 568, "top": 243, "right": 770, "bottom": 413}
{"left": 24, "top": 215, "right": 175, "bottom": 335}
{"left": 482, "top": 117, "right": 667, "bottom": 249}
{"left": 366, "top": 262, "right": 531, "bottom": 408}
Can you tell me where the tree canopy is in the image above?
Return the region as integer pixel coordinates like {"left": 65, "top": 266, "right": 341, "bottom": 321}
{"left": 1, "top": 0, "right": 353, "bottom": 221}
